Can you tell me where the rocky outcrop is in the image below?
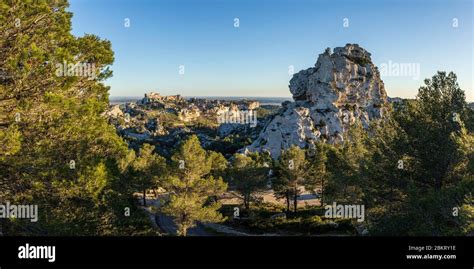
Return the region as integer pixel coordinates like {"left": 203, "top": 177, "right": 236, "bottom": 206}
{"left": 243, "top": 44, "right": 389, "bottom": 158}
{"left": 104, "top": 104, "right": 124, "bottom": 118}
{"left": 140, "top": 92, "right": 184, "bottom": 105}
{"left": 178, "top": 106, "right": 201, "bottom": 122}
{"left": 244, "top": 101, "right": 260, "bottom": 110}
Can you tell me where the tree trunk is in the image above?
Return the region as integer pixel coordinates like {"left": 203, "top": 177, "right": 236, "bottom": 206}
{"left": 178, "top": 225, "right": 187, "bottom": 236}
{"left": 244, "top": 193, "right": 250, "bottom": 210}
{"left": 293, "top": 185, "right": 298, "bottom": 213}
{"left": 179, "top": 214, "right": 188, "bottom": 236}
{"left": 182, "top": 227, "right": 187, "bottom": 236}
{"left": 143, "top": 189, "right": 147, "bottom": 206}
{"left": 321, "top": 179, "right": 325, "bottom": 206}
{"left": 286, "top": 191, "right": 290, "bottom": 213}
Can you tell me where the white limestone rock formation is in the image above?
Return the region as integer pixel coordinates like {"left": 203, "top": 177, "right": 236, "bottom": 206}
{"left": 243, "top": 44, "right": 389, "bottom": 158}
{"left": 104, "top": 104, "right": 124, "bottom": 118}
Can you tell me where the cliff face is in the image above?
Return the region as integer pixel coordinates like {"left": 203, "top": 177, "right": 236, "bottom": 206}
{"left": 243, "top": 44, "right": 389, "bottom": 158}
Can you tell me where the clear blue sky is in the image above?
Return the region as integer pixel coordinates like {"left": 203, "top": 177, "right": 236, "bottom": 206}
{"left": 69, "top": 0, "right": 473, "bottom": 101}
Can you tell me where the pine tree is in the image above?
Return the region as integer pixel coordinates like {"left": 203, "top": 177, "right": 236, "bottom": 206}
{"left": 394, "top": 71, "right": 469, "bottom": 190}
{"left": 0, "top": 0, "right": 150, "bottom": 235}
{"left": 325, "top": 122, "right": 369, "bottom": 204}
{"left": 161, "top": 135, "right": 227, "bottom": 236}
{"left": 306, "top": 142, "right": 328, "bottom": 206}
{"left": 228, "top": 153, "right": 269, "bottom": 210}
{"left": 273, "top": 146, "right": 308, "bottom": 213}
{"left": 366, "top": 71, "right": 474, "bottom": 235}
{"left": 132, "top": 144, "right": 167, "bottom": 206}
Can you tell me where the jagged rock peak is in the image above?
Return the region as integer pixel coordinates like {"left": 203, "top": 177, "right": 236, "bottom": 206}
{"left": 243, "top": 44, "right": 389, "bottom": 158}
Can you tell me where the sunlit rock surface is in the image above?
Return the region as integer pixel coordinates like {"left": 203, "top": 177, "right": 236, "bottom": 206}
{"left": 243, "top": 44, "right": 389, "bottom": 158}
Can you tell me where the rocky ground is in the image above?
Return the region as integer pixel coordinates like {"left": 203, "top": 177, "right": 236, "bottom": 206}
{"left": 104, "top": 93, "right": 279, "bottom": 157}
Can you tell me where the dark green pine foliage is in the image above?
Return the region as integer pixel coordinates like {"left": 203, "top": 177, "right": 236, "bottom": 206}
{"left": 0, "top": 0, "right": 155, "bottom": 235}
